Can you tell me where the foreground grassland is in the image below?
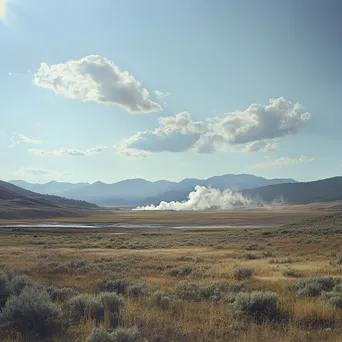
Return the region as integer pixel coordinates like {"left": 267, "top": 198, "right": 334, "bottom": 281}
{"left": 0, "top": 210, "right": 342, "bottom": 341}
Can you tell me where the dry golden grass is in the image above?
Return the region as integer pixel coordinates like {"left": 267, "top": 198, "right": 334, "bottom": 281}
{"left": 1, "top": 209, "right": 342, "bottom": 341}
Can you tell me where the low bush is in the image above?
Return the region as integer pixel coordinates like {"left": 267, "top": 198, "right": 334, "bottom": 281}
{"left": 233, "top": 268, "right": 253, "bottom": 281}
{"left": 69, "top": 292, "right": 124, "bottom": 327}
{"left": 69, "top": 294, "right": 92, "bottom": 321}
{"left": 86, "top": 327, "right": 112, "bottom": 342}
{"left": 168, "top": 266, "right": 193, "bottom": 277}
{"left": 174, "top": 281, "right": 201, "bottom": 301}
{"left": 174, "top": 281, "right": 238, "bottom": 302}
{"left": 233, "top": 291, "right": 282, "bottom": 323}
{"left": 86, "top": 326, "right": 140, "bottom": 342}
{"left": 1, "top": 286, "right": 61, "bottom": 338}
{"left": 152, "top": 291, "right": 171, "bottom": 310}
{"left": 112, "top": 326, "right": 140, "bottom": 342}
{"left": 99, "top": 279, "right": 127, "bottom": 295}
{"left": 127, "top": 282, "right": 149, "bottom": 298}
{"left": 321, "top": 284, "right": 342, "bottom": 308}
{"left": 0, "top": 270, "right": 10, "bottom": 308}
{"left": 295, "top": 277, "right": 340, "bottom": 297}
{"left": 11, "top": 275, "right": 38, "bottom": 296}
{"left": 282, "top": 269, "right": 302, "bottom": 278}
{"left": 324, "top": 293, "right": 342, "bottom": 309}
{"left": 47, "top": 286, "right": 77, "bottom": 301}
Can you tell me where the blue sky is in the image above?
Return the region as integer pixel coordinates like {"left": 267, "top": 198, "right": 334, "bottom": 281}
{"left": 1, "top": 0, "right": 341, "bottom": 183}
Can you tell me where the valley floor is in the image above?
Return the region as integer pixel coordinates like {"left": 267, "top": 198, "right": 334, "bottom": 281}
{"left": 0, "top": 208, "right": 342, "bottom": 341}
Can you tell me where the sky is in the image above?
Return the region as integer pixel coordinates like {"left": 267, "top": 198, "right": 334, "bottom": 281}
{"left": 1, "top": 0, "right": 341, "bottom": 184}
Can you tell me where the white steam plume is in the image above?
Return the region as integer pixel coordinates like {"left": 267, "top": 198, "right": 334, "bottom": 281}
{"left": 134, "top": 185, "right": 252, "bottom": 211}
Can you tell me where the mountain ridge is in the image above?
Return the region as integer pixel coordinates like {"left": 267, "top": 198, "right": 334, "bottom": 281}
{"left": 10, "top": 174, "right": 297, "bottom": 206}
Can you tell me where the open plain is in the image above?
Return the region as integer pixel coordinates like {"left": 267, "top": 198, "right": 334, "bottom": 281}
{"left": 0, "top": 205, "right": 342, "bottom": 341}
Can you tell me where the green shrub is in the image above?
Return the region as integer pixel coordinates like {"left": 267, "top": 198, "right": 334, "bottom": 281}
{"left": 0, "top": 267, "right": 15, "bottom": 281}
{"left": 282, "top": 269, "right": 302, "bottom": 278}
{"left": 98, "top": 292, "right": 124, "bottom": 328}
{"left": 0, "top": 270, "right": 10, "bottom": 308}
{"left": 152, "top": 291, "right": 171, "bottom": 310}
{"left": 321, "top": 284, "right": 342, "bottom": 308}
{"left": 174, "top": 281, "right": 200, "bottom": 301}
{"left": 100, "top": 279, "right": 127, "bottom": 295}
{"left": 1, "top": 286, "right": 61, "bottom": 338}
{"left": 174, "top": 281, "right": 243, "bottom": 302}
{"left": 69, "top": 293, "right": 93, "bottom": 321}
{"left": 295, "top": 277, "right": 340, "bottom": 297}
{"left": 233, "top": 268, "right": 253, "bottom": 281}
{"left": 11, "top": 275, "right": 37, "bottom": 296}
{"left": 47, "top": 286, "right": 77, "bottom": 301}
{"left": 233, "top": 291, "right": 280, "bottom": 323}
{"left": 69, "top": 292, "right": 124, "bottom": 327}
{"left": 86, "top": 326, "right": 140, "bottom": 342}
{"left": 325, "top": 293, "right": 342, "bottom": 309}
{"left": 168, "top": 266, "right": 193, "bottom": 277}
{"left": 112, "top": 326, "right": 140, "bottom": 342}
{"left": 127, "top": 282, "right": 149, "bottom": 298}
{"left": 86, "top": 327, "right": 112, "bottom": 342}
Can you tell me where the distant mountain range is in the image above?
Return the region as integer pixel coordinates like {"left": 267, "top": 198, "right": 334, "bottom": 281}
{"left": 0, "top": 180, "right": 97, "bottom": 219}
{"left": 4, "top": 175, "right": 342, "bottom": 210}
{"left": 10, "top": 174, "right": 297, "bottom": 206}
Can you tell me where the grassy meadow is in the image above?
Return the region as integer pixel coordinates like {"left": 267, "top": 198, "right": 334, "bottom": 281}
{"left": 0, "top": 210, "right": 341, "bottom": 341}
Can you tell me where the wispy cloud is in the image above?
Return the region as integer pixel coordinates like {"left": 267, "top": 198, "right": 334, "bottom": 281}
{"left": 16, "top": 168, "right": 71, "bottom": 178}
{"left": 10, "top": 133, "right": 41, "bottom": 148}
{"left": 252, "top": 155, "right": 314, "bottom": 169}
{"left": 33, "top": 55, "right": 162, "bottom": 114}
{"left": 29, "top": 145, "right": 107, "bottom": 157}
{"left": 242, "top": 140, "right": 278, "bottom": 153}
{"left": 153, "top": 90, "right": 171, "bottom": 99}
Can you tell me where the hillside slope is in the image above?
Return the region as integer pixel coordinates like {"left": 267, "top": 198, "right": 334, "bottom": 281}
{"left": 242, "top": 176, "right": 342, "bottom": 204}
{"left": 0, "top": 181, "right": 97, "bottom": 219}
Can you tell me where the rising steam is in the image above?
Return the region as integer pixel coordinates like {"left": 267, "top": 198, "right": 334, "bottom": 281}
{"left": 133, "top": 185, "right": 252, "bottom": 211}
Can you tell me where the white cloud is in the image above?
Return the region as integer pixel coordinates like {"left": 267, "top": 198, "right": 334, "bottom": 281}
{"left": 10, "top": 133, "right": 41, "bottom": 147}
{"left": 33, "top": 55, "right": 162, "bottom": 114}
{"left": 17, "top": 168, "right": 70, "bottom": 178}
{"left": 252, "top": 155, "right": 314, "bottom": 168}
{"left": 242, "top": 140, "right": 278, "bottom": 153}
{"left": 153, "top": 90, "right": 171, "bottom": 99}
{"left": 29, "top": 145, "right": 107, "bottom": 157}
{"left": 116, "top": 97, "right": 311, "bottom": 158}
{"left": 115, "top": 112, "right": 205, "bottom": 157}
{"left": 207, "top": 97, "right": 311, "bottom": 144}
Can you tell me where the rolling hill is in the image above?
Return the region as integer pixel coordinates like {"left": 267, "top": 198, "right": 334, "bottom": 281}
{"left": 0, "top": 181, "right": 97, "bottom": 219}
{"left": 241, "top": 176, "right": 342, "bottom": 204}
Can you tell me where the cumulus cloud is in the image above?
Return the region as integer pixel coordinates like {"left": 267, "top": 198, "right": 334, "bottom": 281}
{"left": 252, "top": 155, "right": 314, "bottom": 168}
{"left": 29, "top": 145, "right": 107, "bottom": 157}
{"left": 208, "top": 97, "right": 311, "bottom": 145}
{"left": 116, "top": 112, "right": 205, "bottom": 157}
{"left": 117, "top": 97, "right": 310, "bottom": 157}
{"left": 134, "top": 185, "right": 251, "bottom": 211}
{"left": 153, "top": 90, "right": 171, "bottom": 98}
{"left": 10, "top": 133, "right": 41, "bottom": 147}
{"left": 33, "top": 55, "right": 162, "bottom": 114}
